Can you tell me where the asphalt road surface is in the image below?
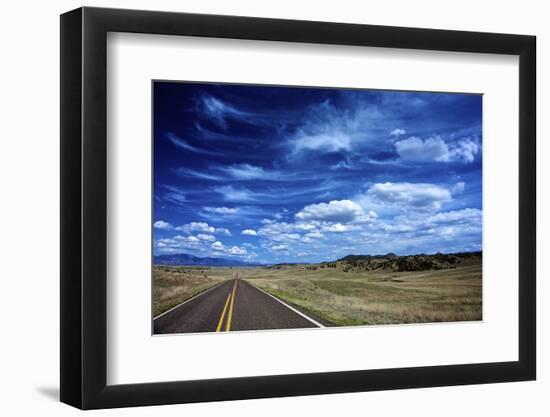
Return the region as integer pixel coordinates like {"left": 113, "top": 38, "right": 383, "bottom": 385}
{"left": 154, "top": 278, "right": 322, "bottom": 334}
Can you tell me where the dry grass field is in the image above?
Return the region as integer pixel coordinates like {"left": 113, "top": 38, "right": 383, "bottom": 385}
{"left": 238, "top": 261, "right": 482, "bottom": 326}
{"left": 153, "top": 266, "right": 230, "bottom": 316}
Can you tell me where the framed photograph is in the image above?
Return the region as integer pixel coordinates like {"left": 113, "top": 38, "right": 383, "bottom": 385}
{"left": 60, "top": 7, "right": 536, "bottom": 409}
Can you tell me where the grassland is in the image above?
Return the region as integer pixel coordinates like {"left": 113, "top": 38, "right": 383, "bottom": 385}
{"left": 153, "top": 256, "right": 482, "bottom": 326}
{"left": 238, "top": 261, "right": 482, "bottom": 326}
{"left": 153, "top": 265, "right": 230, "bottom": 316}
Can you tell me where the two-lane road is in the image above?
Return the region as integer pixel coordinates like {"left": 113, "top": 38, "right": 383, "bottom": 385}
{"left": 154, "top": 278, "right": 322, "bottom": 334}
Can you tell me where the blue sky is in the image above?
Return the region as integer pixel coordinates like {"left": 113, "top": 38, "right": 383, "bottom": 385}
{"left": 153, "top": 81, "right": 482, "bottom": 264}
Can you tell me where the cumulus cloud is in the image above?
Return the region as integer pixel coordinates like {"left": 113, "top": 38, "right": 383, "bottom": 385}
{"left": 389, "top": 128, "right": 406, "bottom": 138}
{"left": 395, "top": 136, "right": 480, "bottom": 163}
{"left": 177, "top": 222, "right": 215, "bottom": 234}
{"left": 295, "top": 200, "right": 374, "bottom": 223}
{"left": 211, "top": 241, "right": 224, "bottom": 250}
{"left": 395, "top": 136, "right": 450, "bottom": 162}
{"left": 366, "top": 182, "right": 452, "bottom": 211}
{"left": 153, "top": 220, "right": 172, "bottom": 230}
{"left": 197, "top": 234, "right": 215, "bottom": 241}
{"left": 449, "top": 138, "right": 480, "bottom": 163}
{"left": 271, "top": 244, "right": 288, "bottom": 251}
{"left": 176, "top": 222, "right": 231, "bottom": 236}
{"left": 227, "top": 246, "right": 247, "bottom": 255}
{"left": 155, "top": 235, "right": 204, "bottom": 253}
{"left": 320, "top": 223, "right": 354, "bottom": 233}
{"left": 211, "top": 240, "right": 247, "bottom": 256}
{"left": 241, "top": 229, "right": 258, "bottom": 236}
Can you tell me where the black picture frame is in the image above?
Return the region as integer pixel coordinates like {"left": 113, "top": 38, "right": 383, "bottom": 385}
{"left": 60, "top": 6, "right": 536, "bottom": 410}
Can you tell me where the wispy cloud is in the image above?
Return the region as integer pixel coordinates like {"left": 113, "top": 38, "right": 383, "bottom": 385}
{"left": 175, "top": 168, "right": 225, "bottom": 181}
{"left": 203, "top": 206, "right": 238, "bottom": 215}
{"left": 165, "top": 132, "right": 221, "bottom": 156}
{"left": 212, "top": 185, "right": 258, "bottom": 202}
{"left": 220, "top": 164, "right": 276, "bottom": 180}
{"left": 201, "top": 95, "right": 248, "bottom": 129}
{"left": 163, "top": 185, "right": 187, "bottom": 206}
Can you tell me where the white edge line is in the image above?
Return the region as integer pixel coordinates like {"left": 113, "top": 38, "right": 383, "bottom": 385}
{"left": 245, "top": 280, "right": 325, "bottom": 328}
{"left": 153, "top": 280, "right": 228, "bottom": 321}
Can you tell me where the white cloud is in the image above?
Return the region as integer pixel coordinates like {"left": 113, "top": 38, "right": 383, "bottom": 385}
{"left": 227, "top": 246, "right": 247, "bottom": 255}
{"left": 241, "top": 229, "right": 258, "bottom": 236}
{"left": 165, "top": 132, "right": 220, "bottom": 156}
{"left": 155, "top": 234, "right": 204, "bottom": 253}
{"left": 211, "top": 240, "right": 247, "bottom": 256}
{"left": 295, "top": 200, "right": 373, "bottom": 223}
{"left": 271, "top": 244, "right": 288, "bottom": 251}
{"left": 449, "top": 138, "right": 480, "bottom": 163}
{"left": 177, "top": 222, "right": 215, "bottom": 234}
{"left": 427, "top": 208, "right": 482, "bottom": 225}
{"left": 258, "top": 221, "right": 303, "bottom": 243}
{"left": 395, "top": 136, "right": 450, "bottom": 162}
{"left": 320, "top": 223, "right": 354, "bottom": 233}
{"left": 201, "top": 95, "right": 247, "bottom": 129}
{"left": 163, "top": 186, "right": 187, "bottom": 206}
{"left": 176, "top": 222, "right": 231, "bottom": 236}
{"left": 305, "top": 231, "right": 325, "bottom": 239}
{"left": 389, "top": 128, "right": 406, "bottom": 138}
{"left": 395, "top": 136, "right": 480, "bottom": 163}
{"left": 221, "top": 164, "right": 275, "bottom": 180}
{"left": 294, "top": 223, "right": 317, "bottom": 231}
{"left": 211, "top": 241, "right": 224, "bottom": 250}
{"left": 215, "top": 228, "right": 232, "bottom": 236}
{"left": 366, "top": 182, "right": 452, "bottom": 211}
{"left": 153, "top": 220, "right": 172, "bottom": 230}
{"left": 291, "top": 132, "right": 351, "bottom": 154}
{"left": 197, "top": 234, "right": 215, "bottom": 241}
{"left": 213, "top": 185, "right": 257, "bottom": 202}
{"left": 203, "top": 207, "right": 238, "bottom": 214}
{"left": 452, "top": 181, "right": 465, "bottom": 193}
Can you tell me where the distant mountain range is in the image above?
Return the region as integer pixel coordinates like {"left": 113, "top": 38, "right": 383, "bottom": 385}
{"left": 154, "top": 253, "right": 264, "bottom": 267}
{"left": 154, "top": 251, "right": 482, "bottom": 270}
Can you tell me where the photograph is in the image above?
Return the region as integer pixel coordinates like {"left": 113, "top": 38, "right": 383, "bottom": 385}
{"left": 152, "top": 81, "right": 483, "bottom": 335}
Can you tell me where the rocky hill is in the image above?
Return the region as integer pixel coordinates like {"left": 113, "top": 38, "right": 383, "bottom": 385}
{"left": 313, "top": 251, "right": 482, "bottom": 272}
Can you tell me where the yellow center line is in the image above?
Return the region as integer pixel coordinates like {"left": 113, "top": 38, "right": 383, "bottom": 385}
{"left": 215, "top": 292, "right": 232, "bottom": 332}
{"left": 225, "top": 280, "right": 238, "bottom": 332}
